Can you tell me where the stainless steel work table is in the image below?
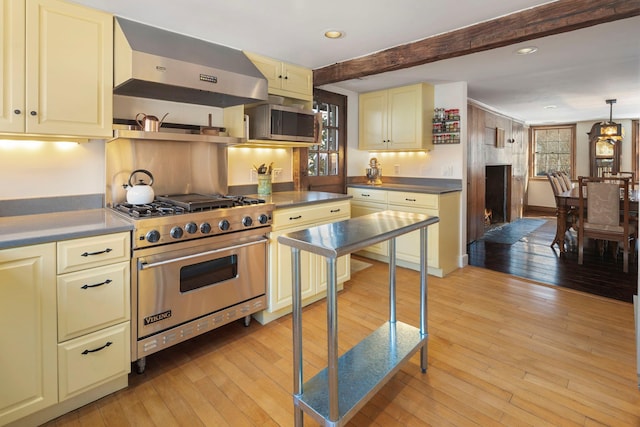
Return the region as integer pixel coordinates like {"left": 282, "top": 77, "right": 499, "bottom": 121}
{"left": 278, "top": 210, "right": 439, "bottom": 426}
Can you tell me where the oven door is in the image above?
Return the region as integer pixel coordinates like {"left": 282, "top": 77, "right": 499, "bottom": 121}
{"left": 135, "top": 230, "right": 267, "bottom": 339}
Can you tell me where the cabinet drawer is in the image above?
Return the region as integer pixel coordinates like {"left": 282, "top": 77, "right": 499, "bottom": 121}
{"left": 57, "top": 261, "right": 130, "bottom": 341}
{"left": 273, "top": 201, "right": 350, "bottom": 230}
{"left": 387, "top": 191, "right": 439, "bottom": 209}
{"left": 347, "top": 187, "right": 387, "bottom": 203}
{"left": 57, "top": 232, "right": 130, "bottom": 274}
{"left": 58, "top": 322, "right": 130, "bottom": 401}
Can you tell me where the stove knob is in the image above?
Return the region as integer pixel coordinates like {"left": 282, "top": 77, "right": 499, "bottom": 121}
{"left": 146, "top": 230, "right": 160, "bottom": 243}
{"left": 185, "top": 222, "right": 198, "bottom": 234}
{"left": 242, "top": 216, "right": 253, "bottom": 227}
{"left": 219, "top": 219, "right": 230, "bottom": 231}
{"left": 170, "top": 226, "right": 184, "bottom": 239}
{"left": 200, "top": 222, "right": 212, "bottom": 234}
{"left": 258, "top": 214, "right": 269, "bottom": 224}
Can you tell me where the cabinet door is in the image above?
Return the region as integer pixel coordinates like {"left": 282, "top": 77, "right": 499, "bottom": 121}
{"left": 387, "top": 85, "right": 422, "bottom": 150}
{"left": 57, "top": 261, "right": 130, "bottom": 341}
{"left": 281, "top": 62, "right": 312, "bottom": 100}
{"left": 0, "top": 243, "right": 57, "bottom": 425}
{"left": 25, "top": 0, "right": 113, "bottom": 137}
{"left": 0, "top": 0, "right": 25, "bottom": 133}
{"left": 359, "top": 90, "right": 388, "bottom": 150}
{"left": 317, "top": 254, "right": 350, "bottom": 293}
{"left": 244, "top": 52, "right": 283, "bottom": 91}
{"left": 270, "top": 228, "right": 315, "bottom": 312}
{"left": 350, "top": 201, "right": 388, "bottom": 256}
{"left": 58, "top": 322, "right": 130, "bottom": 401}
{"left": 390, "top": 204, "right": 439, "bottom": 268}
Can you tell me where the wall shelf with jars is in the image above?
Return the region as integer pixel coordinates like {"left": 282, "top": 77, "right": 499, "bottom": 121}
{"left": 432, "top": 108, "right": 460, "bottom": 144}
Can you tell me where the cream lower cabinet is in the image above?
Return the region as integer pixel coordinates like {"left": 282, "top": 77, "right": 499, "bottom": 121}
{"left": 56, "top": 233, "right": 131, "bottom": 401}
{"left": 0, "top": 232, "right": 131, "bottom": 426}
{"left": 254, "top": 200, "right": 351, "bottom": 324}
{"left": 348, "top": 187, "right": 460, "bottom": 277}
{"left": 0, "top": 0, "right": 113, "bottom": 138}
{"left": 0, "top": 243, "right": 57, "bottom": 426}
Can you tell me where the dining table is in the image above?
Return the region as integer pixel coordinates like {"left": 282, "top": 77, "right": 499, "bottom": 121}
{"left": 552, "top": 187, "right": 639, "bottom": 252}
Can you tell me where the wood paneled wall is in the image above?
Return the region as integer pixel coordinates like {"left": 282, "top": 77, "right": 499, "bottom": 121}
{"left": 467, "top": 103, "right": 529, "bottom": 243}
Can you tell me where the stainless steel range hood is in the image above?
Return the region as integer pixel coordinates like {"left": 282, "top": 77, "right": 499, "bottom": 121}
{"left": 113, "top": 17, "right": 268, "bottom": 108}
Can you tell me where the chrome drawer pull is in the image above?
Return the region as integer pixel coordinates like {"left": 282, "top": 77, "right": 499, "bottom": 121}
{"left": 81, "top": 248, "right": 112, "bottom": 257}
{"left": 81, "top": 279, "right": 112, "bottom": 289}
{"left": 81, "top": 341, "right": 112, "bottom": 355}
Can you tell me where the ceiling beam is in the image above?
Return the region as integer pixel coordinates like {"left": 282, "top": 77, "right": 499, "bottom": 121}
{"left": 313, "top": 0, "right": 640, "bottom": 86}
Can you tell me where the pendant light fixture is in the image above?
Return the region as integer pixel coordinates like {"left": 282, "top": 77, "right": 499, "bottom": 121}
{"left": 596, "top": 99, "right": 624, "bottom": 143}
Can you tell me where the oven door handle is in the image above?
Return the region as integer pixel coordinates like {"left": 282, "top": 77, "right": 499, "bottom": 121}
{"left": 138, "top": 237, "right": 268, "bottom": 270}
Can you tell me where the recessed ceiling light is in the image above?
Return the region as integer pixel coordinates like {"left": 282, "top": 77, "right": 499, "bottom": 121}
{"left": 543, "top": 105, "right": 557, "bottom": 109}
{"left": 515, "top": 46, "right": 538, "bottom": 55}
{"left": 324, "top": 29, "right": 345, "bottom": 39}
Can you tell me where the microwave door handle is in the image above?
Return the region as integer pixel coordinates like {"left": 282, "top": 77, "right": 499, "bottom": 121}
{"left": 138, "top": 238, "right": 267, "bottom": 270}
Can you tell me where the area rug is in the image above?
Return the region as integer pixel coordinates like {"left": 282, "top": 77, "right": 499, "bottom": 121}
{"left": 350, "top": 258, "right": 373, "bottom": 275}
{"left": 479, "top": 218, "right": 547, "bottom": 245}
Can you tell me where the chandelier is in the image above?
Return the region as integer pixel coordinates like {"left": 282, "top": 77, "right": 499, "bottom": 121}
{"left": 595, "top": 99, "right": 624, "bottom": 143}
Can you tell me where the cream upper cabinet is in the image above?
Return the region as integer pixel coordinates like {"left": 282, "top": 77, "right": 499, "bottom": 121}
{"left": 0, "top": 0, "right": 113, "bottom": 138}
{"left": 359, "top": 83, "right": 434, "bottom": 151}
{"left": 244, "top": 51, "right": 313, "bottom": 101}
{"left": 0, "top": 243, "right": 57, "bottom": 426}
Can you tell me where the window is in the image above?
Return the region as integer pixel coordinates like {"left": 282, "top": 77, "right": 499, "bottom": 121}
{"left": 296, "top": 89, "right": 346, "bottom": 194}
{"left": 530, "top": 125, "right": 576, "bottom": 178}
{"left": 310, "top": 100, "right": 340, "bottom": 177}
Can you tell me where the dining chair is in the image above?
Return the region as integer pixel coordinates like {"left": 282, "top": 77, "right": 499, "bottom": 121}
{"left": 577, "top": 176, "right": 634, "bottom": 273}
{"left": 603, "top": 171, "right": 636, "bottom": 190}
{"left": 547, "top": 172, "right": 577, "bottom": 250}
{"left": 558, "top": 171, "right": 573, "bottom": 191}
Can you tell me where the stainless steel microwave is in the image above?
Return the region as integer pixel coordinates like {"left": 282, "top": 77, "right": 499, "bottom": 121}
{"left": 245, "top": 104, "right": 316, "bottom": 142}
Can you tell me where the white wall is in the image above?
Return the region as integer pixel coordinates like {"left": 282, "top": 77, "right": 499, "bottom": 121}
{"left": 227, "top": 146, "right": 293, "bottom": 185}
{"left": 0, "top": 138, "right": 106, "bottom": 200}
{"left": 527, "top": 119, "right": 634, "bottom": 208}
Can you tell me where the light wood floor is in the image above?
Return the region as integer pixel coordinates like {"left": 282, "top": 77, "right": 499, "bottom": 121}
{"left": 44, "top": 258, "right": 639, "bottom": 426}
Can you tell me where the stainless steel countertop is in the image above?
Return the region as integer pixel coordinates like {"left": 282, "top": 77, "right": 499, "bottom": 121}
{"left": 244, "top": 191, "right": 352, "bottom": 209}
{"left": 0, "top": 209, "right": 133, "bottom": 250}
{"left": 347, "top": 183, "right": 461, "bottom": 194}
{"left": 278, "top": 210, "right": 439, "bottom": 258}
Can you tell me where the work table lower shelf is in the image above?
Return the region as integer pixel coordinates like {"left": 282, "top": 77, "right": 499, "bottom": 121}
{"left": 296, "top": 321, "right": 427, "bottom": 425}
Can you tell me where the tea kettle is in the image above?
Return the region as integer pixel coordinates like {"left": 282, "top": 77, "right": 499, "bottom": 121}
{"left": 135, "top": 112, "right": 168, "bottom": 132}
{"left": 123, "top": 169, "right": 155, "bottom": 204}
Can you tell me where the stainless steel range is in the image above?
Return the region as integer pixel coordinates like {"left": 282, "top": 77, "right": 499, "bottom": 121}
{"left": 113, "top": 193, "right": 273, "bottom": 373}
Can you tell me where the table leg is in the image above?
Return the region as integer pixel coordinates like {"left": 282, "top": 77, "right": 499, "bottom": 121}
{"left": 420, "top": 227, "right": 428, "bottom": 373}
{"left": 291, "top": 248, "right": 304, "bottom": 427}
{"left": 327, "top": 257, "right": 339, "bottom": 422}
{"left": 553, "top": 197, "right": 567, "bottom": 253}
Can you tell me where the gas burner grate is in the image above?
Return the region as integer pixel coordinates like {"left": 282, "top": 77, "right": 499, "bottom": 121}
{"left": 115, "top": 202, "right": 187, "bottom": 218}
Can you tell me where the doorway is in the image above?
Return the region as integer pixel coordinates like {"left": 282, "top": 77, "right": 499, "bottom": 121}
{"left": 295, "top": 89, "right": 347, "bottom": 193}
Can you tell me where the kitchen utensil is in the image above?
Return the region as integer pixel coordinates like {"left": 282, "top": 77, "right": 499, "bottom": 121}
{"left": 123, "top": 169, "right": 155, "bottom": 204}
{"left": 135, "top": 112, "right": 169, "bottom": 132}
{"left": 200, "top": 113, "right": 220, "bottom": 135}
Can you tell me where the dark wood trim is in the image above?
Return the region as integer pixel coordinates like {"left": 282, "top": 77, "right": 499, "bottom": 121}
{"left": 314, "top": 0, "right": 640, "bottom": 85}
